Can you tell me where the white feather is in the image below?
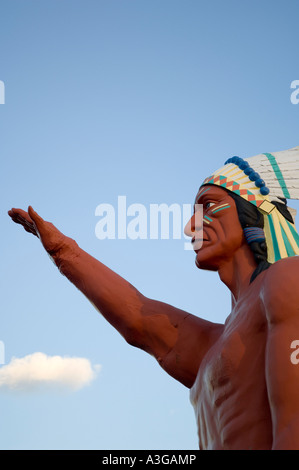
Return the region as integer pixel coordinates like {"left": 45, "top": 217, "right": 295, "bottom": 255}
{"left": 246, "top": 146, "right": 299, "bottom": 200}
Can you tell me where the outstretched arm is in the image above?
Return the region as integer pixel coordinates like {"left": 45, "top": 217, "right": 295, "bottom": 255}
{"left": 8, "top": 207, "right": 223, "bottom": 388}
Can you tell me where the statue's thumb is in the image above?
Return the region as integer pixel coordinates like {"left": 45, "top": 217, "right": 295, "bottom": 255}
{"left": 28, "top": 206, "right": 43, "bottom": 230}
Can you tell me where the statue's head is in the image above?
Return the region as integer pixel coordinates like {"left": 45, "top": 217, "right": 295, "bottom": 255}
{"left": 185, "top": 146, "right": 299, "bottom": 282}
{"left": 184, "top": 185, "right": 246, "bottom": 272}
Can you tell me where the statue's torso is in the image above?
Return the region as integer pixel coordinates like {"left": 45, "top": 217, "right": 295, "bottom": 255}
{"left": 190, "top": 283, "right": 273, "bottom": 450}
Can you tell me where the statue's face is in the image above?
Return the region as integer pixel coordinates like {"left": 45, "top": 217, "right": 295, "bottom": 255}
{"left": 184, "top": 185, "right": 245, "bottom": 271}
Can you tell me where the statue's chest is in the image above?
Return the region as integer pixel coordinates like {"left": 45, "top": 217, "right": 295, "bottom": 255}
{"left": 190, "top": 302, "right": 266, "bottom": 407}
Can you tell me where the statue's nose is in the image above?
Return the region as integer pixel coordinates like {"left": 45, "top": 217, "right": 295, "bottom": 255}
{"left": 184, "top": 210, "right": 203, "bottom": 237}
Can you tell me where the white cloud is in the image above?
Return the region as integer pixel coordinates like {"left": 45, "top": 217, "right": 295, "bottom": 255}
{"left": 0, "top": 352, "right": 101, "bottom": 392}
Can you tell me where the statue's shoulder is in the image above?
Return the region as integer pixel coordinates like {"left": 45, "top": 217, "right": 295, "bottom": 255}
{"left": 261, "top": 257, "right": 299, "bottom": 321}
{"left": 264, "top": 256, "right": 299, "bottom": 285}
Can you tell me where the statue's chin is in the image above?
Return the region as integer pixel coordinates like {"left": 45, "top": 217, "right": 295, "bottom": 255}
{"left": 194, "top": 252, "right": 219, "bottom": 272}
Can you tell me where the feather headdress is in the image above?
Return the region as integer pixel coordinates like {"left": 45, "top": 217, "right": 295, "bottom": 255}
{"left": 201, "top": 146, "right": 299, "bottom": 263}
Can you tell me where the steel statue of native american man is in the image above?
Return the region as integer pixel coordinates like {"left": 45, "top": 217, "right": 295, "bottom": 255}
{"left": 8, "top": 145, "right": 299, "bottom": 449}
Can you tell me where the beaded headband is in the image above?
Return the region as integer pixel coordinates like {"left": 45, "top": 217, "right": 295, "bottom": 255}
{"left": 200, "top": 146, "right": 299, "bottom": 263}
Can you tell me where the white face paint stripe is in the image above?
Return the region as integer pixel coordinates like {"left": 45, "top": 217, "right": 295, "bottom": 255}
{"left": 210, "top": 204, "right": 231, "bottom": 214}
{"left": 203, "top": 215, "right": 213, "bottom": 224}
{"left": 210, "top": 203, "right": 230, "bottom": 212}
{"left": 196, "top": 186, "right": 212, "bottom": 200}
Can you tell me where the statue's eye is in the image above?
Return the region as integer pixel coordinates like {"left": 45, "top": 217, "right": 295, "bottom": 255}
{"left": 206, "top": 202, "right": 216, "bottom": 209}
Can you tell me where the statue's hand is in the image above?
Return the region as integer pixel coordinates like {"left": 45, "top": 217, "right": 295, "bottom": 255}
{"left": 8, "top": 206, "right": 67, "bottom": 256}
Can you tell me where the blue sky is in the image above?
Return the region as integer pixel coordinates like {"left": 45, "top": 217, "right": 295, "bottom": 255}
{"left": 1, "top": 0, "right": 299, "bottom": 450}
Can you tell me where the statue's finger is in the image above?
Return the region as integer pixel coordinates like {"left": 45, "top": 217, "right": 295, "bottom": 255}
{"left": 9, "top": 208, "right": 32, "bottom": 223}
{"left": 27, "top": 206, "right": 45, "bottom": 229}
{"left": 8, "top": 210, "right": 27, "bottom": 225}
